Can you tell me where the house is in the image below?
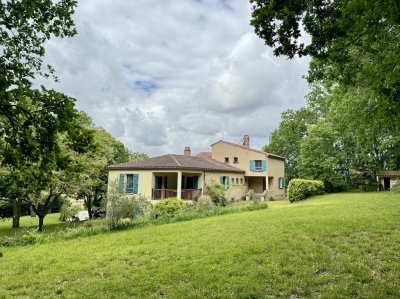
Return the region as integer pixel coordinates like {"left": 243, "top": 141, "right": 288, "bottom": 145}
{"left": 376, "top": 171, "right": 400, "bottom": 191}
{"left": 107, "top": 135, "right": 285, "bottom": 201}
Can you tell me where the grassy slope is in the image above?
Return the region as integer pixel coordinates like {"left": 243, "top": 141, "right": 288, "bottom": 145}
{"left": 1, "top": 192, "right": 400, "bottom": 298}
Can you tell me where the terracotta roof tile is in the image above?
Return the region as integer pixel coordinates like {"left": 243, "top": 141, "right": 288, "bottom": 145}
{"left": 107, "top": 154, "right": 244, "bottom": 173}
{"left": 195, "top": 152, "right": 212, "bottom": 160}
{"left": 376, "top": 171, "right": 400, "bottom": 177}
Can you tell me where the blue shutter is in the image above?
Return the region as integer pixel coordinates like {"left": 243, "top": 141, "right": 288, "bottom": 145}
{"left": 193, "top": 176, "right": 198, "bottom": 189}
{"left": 250, "top": 160, "right": 255, "bottom": 171}
{"left": 227, "top": 176, "right": 230, "bottom": 189}
{"left": 220, "top": 176, "right": 224, "bottom": 184}
{"left": 262, "top": 160, "right": 267, "bottom": 171}
{"left": 164, "top": 176, "right": 168, "bottom": 189}
{"left": 133, "top": 174, "right": 139, "bottom": 194}
{"left": 119, "top": 174, "right": 125, "bottom": 192}
{"left": 154, "top": 176, "right": 158, "bottom": 189}
{"left": 278, "top": 177, "right": 281, "bottom": 189}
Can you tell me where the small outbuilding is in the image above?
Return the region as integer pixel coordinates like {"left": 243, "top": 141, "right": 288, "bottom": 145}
{"left": 376, "top": 171, "right": 400, "bottom": 191}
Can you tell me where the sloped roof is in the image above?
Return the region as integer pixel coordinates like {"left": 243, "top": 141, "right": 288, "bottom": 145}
{"left": 195, "top": 152, "right": 212, "bottom": 160}
{"left": 210, "top": 140, "right": 285, "bottom": 160}
{"left": 107, "top": 154, "right": 245, "bottom": 173}
{"left": 376, "top": 171, "right": 400, "bottom": 177}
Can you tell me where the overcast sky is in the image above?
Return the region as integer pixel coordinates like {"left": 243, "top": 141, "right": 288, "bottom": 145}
{"left": 38, "top": 0, "right": 310, "bottom": 157}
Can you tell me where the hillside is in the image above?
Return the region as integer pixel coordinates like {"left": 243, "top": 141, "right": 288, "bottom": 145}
{"left": 1, "top": 192, "right": 400, "bottom": 298}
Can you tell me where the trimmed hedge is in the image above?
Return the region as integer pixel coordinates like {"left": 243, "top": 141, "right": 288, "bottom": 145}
{"left": 287, "top": 179, "right": 325, "bottom": 202}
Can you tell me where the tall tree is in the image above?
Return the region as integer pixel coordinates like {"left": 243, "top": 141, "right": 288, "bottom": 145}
{"left": 74, "top": 112, "right": 149, "bottom": 219}
{"left": 263, "top": 107, "right": 316, "bottom": 183}
{"left": 250, "top": 0, "right": 400, "bottom": 120}
{"left": 0, "top": 1, "right": 94, "bottom": 227}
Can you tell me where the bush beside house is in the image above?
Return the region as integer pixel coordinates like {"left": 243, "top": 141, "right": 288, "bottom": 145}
{"left": 287, "top": 179, "right": 325, "bottom": 202}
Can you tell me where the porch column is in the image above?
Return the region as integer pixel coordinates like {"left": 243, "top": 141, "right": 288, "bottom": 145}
{"left": 265, "top": 176, "right": 269, "bottom": 190}
{"left": 177, "top": 171, "right": 182, "bottom": 199}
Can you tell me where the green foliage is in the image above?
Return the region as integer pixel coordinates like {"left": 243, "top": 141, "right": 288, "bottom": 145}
{"left": 151, "top": 198, "right": 185, "bottom": 219}
{"left": 287, "top": 179, "right": 325, "bottom": 203}
{"left": 204, "top": 181, "right": 227, "bottom": 206}
{"left": 59, "top": 201, "right": 81, "bottom": 222}
{"left": 0, "top": 2, "right": 96, "bottom": 228}
{"left": 104, "top": 180, "right": 152, "bottom": 230}
{"left": 263, "top": 107, "right": 317, "bottom": 182}
{"left": 299, "top": 119, "right": 348, "bottom": 193}
{"left": 390, "top": 181, "right": 400, "bottom": 193}
{"left": 250, "top": 0, "right": 400, "bottom": 121}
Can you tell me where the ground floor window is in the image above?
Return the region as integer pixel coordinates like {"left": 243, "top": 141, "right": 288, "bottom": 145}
{"left": 119, "top": 173, "right": 139, "bottom": 194}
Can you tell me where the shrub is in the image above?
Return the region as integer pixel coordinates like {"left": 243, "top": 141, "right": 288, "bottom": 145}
{"left": 287, "top": 179, "right": 325, "bottom": 203}
{"left": 391, "top": 180, "right": 400, "bottom": 193}
{"left": 204, "top": 182, "right": 227, "bottom": 206}
{"left": 151, "top": 198, "right": 185, "bottom": 219}
{"left": 59, "top": 201, "right": 81, "bottom": 221}
{"left": 104, "top": 180, "right": 152, "bottom": 230}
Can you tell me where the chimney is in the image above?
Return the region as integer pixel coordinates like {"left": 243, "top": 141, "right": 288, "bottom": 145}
{"left": 184, "top": 146, "right": 191, "bottom": 156}
{"left": 243, "top": 135, "right": 250, "bottom": 148}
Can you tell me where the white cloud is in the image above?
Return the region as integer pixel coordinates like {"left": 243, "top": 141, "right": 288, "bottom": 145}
{"left": 36, "top": 0, "right": 310, "bottom": 157}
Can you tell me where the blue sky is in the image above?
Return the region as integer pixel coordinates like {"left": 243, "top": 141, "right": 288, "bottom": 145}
{"left": 37, "top": 0, "right": 310, "bottom": 157}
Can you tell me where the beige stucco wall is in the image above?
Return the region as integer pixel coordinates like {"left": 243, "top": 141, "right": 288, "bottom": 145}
{"left": 108, "top": 169, "right": 154, "bottom": 198}
{"left": 108, "top": 169, "right": 245, "bottom": 200}
{"left": 211, "top": 142, "right": 285, "bottom": 198}
{"left": 211, "top": 142, "right": 268, "bottom": 177}
{"left": 267, "top": 156, "right": 285, "bottom": 198}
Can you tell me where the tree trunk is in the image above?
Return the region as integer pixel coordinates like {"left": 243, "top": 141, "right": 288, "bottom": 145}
{"left": 11, "top": 199, "right": 21, "bottom": 228}
{"left": 86, "top": 198, "right": 93, "bottom": 220}
{"left": 38, "top": 216, "right": 45, "bottom": 232}
{"left": 30, "top": 199, "right": 38, "bottom": 217}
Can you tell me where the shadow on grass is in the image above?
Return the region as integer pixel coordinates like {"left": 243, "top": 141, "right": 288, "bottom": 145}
{"left": 0, "top": 220, "right": 86, "bottom": 237}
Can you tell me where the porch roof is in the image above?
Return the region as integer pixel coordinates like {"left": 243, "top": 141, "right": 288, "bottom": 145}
{"left": 107, "top": 154, "right": 245, "bottom": 173}
{"left": 376, "top": 171, "right": 400, "bottom": 178}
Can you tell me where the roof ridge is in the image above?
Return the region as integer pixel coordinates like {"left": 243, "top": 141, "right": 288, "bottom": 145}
{"left": 170, "top": 154, "right": 181, "bottom": 167}
{"left": 211, "top": 140, "right": 284, "bottom": 159}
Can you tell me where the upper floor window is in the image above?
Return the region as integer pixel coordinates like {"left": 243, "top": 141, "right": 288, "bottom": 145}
{"left": 250, "top": 160, "right": 267, "bottom": 171}
{"left": 233, "top": 157, "right": 238, "bottom": 163}
{"left": 225, "top": 157, "right": 229, "bottom": 163}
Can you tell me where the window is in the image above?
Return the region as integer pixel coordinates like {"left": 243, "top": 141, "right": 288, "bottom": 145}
{"left": 126, "top": 174, "right": 134, "bottom": 190}
{"left": 119, "top": 173, "right": 139, "bottom": 194}
{"left": 233, "top": 157, "right": 238, "bottom": 163}
{"left": 220, "top": 176, "right": 230, "bottom": 189}
{"left": 278, "top": 177, "right": 285, "bottom": 189}
{"left": 236, "top": 178, "right": 239, "bottom": 184}
{"left": 250, "top": 160, "right": 267, "bottom": 171}
{"left": 240, "top": 178, "right": 243, "bottom": 184}
{"left": 225, "top": 157, "right": 229, "bottom": 163}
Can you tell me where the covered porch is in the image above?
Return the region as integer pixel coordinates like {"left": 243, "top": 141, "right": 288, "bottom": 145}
{"left": 152, "top": 171, "right": 203, "bottom": 200}
{"left": 247, "top": 176, "right": 268, "bottom": 194}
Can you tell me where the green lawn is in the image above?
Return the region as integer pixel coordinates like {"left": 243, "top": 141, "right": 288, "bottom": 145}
{"left": 1, "top": 192, "right": 400, "bottom": 298}
{"left": 0, "top": 213, "right": 85, "bottom": 237}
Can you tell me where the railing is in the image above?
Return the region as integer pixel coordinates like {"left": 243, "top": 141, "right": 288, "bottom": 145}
{"left": 181, "top": 188, "right": 202, "bottom": 200}
{"left": 152, "top": 188, "right": 202, "bottom": 200}
{"left": 152, "top": 189, "right": 177, "bottom": 199}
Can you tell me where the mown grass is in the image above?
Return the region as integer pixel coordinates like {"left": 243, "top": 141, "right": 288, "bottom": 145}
{"left": 0, "top": 213, "right": 86, "bottom": 237}
{"left": 1, "top": 192, "right": 400, "bottom": 298}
